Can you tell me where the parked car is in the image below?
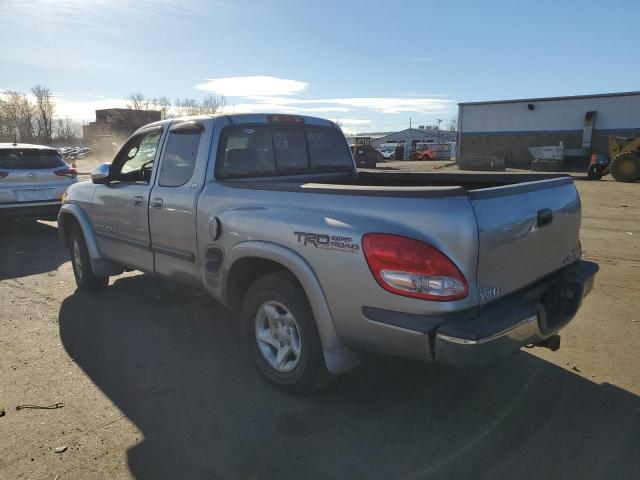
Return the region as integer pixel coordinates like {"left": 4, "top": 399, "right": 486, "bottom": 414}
{"left": 1, "top": 143, "right": 77, "bottom": 220}
{"left": 377, "top": 147, "right": 395, "bottom": 160}
{"left": 58, "top": 114, "right": 598, "bottom": 393}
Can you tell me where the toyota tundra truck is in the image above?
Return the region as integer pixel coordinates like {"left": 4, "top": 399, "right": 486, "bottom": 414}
{"left": 57, "top": 114, "right": 598, "bottom": 393}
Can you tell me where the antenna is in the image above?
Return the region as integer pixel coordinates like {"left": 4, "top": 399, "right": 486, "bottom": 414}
{"left": 13, "top": 132, "right": 18, "bottom": 147}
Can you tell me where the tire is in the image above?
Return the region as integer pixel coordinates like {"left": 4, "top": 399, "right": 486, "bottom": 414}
{"left": 389, "top": 154, "right": 394, "bottom": 160}
{"left": 241, "top": 271, "right": 329, "bottom": 393}
{"left": 68, "top": 224, "right": 109, "bottom": 291}
{"left": 610, "top": 152, "right": 640, "bottom": 182}
{"left": 587, "top": 165, "right": 603, "bottom": 180}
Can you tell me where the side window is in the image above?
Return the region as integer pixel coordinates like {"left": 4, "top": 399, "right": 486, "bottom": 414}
{"left": 218, "top": 126, "right": 275, "bottom": 178}
{"left": 116, "top": 132, "right": 161, "bottom": 183}
{"left": 158, "top": 132, "right": 201, "bottom": 187}
{"left": 272, "top": 128, "right": 308, "bottom": 172}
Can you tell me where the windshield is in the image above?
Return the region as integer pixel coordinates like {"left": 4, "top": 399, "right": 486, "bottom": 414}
{"left": 0, "top": 149, "right": 66, "bottom": 169}
{"left": 216, "top": 125, "right": 353, "bottom": 178}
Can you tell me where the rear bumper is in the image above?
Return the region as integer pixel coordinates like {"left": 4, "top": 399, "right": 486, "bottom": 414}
{"left": 363, "top": 260, "right": 598, "bottom": 367}
{"left": 435, "top": 260, "right": 598, "bottom": 366}
{"left": 0, "top": 201, "right": 62, "bottom": 219}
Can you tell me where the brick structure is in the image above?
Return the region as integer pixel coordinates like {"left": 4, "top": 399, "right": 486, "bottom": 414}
{"left": 83, "top": 108, "right": 161, "bottom": 155}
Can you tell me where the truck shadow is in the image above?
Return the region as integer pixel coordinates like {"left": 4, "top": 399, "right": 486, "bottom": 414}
{"left": 58, "top": 274, "right": 640, "bottom": 480}
{"left": 0, "top": 219, "right": 68, "bottom": 280}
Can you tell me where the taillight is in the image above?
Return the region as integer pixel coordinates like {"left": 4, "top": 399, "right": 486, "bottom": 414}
{"left": 55, "top": 167, "right": 77, "bottom": 179}
{"left": 267, "top": 114, "right": 304, "bottom": 124}
{"left": 590, "top": 154, "right": 597, "bottom": 165}
{"left": 362, "top": 233, "right": 468, "bottom": 301}
{"left": 0, "top": 171, "right": 8, "bottom": 178}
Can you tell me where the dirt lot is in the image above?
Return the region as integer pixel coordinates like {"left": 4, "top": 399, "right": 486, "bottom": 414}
{"left": 1, "top": 171, "right": 639, "bottom": 479}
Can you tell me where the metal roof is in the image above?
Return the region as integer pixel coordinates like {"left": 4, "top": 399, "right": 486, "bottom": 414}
{"left": 372, "top": 128, "right": 456, "bottom": 142}
{"left": 458, "top": 91, "right": 640, "bottom": 107}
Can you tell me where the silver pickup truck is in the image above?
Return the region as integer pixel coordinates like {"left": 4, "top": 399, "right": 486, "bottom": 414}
{"left": 58, "top": 113, "right": 598, "bottom": 393}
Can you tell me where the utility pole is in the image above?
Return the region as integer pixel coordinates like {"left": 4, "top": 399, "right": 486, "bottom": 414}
{"left": 408, "top": 117, "right": 412, "bottom": 161}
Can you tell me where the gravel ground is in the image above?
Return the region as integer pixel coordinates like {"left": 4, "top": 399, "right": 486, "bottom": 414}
{"left": 1, "top": 170, "right": 639, "bottom": 479}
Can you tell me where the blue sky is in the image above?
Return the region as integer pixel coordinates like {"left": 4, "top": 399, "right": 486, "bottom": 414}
{"left": 2, "top": 0, "right": 638, "bottom": 133}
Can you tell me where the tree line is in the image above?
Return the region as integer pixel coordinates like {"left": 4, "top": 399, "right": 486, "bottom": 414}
{"left": 125, "top": 93, "right": 225, "bottom": 119}
{"left": 0, "top": 85, "right": 81, "bottom": 144}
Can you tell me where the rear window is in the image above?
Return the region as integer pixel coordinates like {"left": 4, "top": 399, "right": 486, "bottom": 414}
{"left": 216, "top": 125, "right": 353, "bottom": 179}
{"left": 0, "top": 149, "right": 66, "bottom": 170}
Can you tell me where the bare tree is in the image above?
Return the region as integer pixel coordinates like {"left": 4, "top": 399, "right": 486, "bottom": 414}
{"left": 54, "top": 116, "right": 81, "bottom": 143}
{"left": 125, "top": 92, "right": 225, "bottom": 118}
{"left": 152, "top": 96, "right": 172, "bottom": 120}
{"left": 200, "top": 94, "right": 225, "bottom": 115}
{"left": 174, "top": 95, "right": 225, "bottom": 117}
{"left": 126, "top": 93, "right": 151, "bottom": 110}
{"left": 1, "top": 91, "right": 36, "bottom": 142}
{"left": 32, "top": 85, "right": 56, "bottom": 143}
{"left": 447, "top": 116, "right": 458, "bottom": 132}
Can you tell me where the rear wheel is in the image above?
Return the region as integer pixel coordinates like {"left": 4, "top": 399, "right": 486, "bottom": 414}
{"left": 610, "top": 152, "right": 640, "bottom": 182}
{"left": 241, "top": 271, "right": 328, "bottom": 393}
{"left": 587, "top": 165, "right": 603, "bottom": 180}
{"left": 68, "top": 224, "right": 109, "bottom": 291}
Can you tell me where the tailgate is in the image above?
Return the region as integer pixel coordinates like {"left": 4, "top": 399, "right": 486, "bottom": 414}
{"left": 470, "top": 177, "right": 582, "bottom": 304}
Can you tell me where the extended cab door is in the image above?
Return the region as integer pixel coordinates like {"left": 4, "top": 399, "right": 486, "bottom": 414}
{"left": 148, "top": 120, "right": 208, "bottom": 285}
{"left": 91, "top": 127, "right": 164, "bottom": 273}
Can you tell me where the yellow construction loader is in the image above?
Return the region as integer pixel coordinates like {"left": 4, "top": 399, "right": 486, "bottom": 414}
{"left": 588, "top": 135, "right": 640, "bottom": 181}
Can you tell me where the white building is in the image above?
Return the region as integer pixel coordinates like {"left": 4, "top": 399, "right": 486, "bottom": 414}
{"left": 457, "top": 91, "right": 640, "bottom": 167}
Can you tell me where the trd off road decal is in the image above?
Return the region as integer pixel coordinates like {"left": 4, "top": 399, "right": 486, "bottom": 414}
{"left": 294, "top": 231, "right": 360, "bottom": 254}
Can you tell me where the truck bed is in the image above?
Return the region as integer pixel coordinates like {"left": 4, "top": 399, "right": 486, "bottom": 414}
{"left": 220, "top": 170, "right": 572, "bottom": 198}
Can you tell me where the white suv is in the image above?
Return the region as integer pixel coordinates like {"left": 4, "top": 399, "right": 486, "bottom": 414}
{"left": 0, "top": 143, "right": 77, "bottom": 220}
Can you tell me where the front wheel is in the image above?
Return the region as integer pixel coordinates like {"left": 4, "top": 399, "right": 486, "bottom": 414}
{"left": 241, "top": 271, "right": 329, "bottom": 393}
{"left": 68, "top": 224, "right": 109, "bottom": 291}
{"left": 610, "top": 152, "right": 640, "bottom": 182}
{"left": 587, "top": 165, "right": 603, "bottom": 180}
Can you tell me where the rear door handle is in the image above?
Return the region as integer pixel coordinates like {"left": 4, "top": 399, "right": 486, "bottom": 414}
{"left": 150, "top": 198, "right": 163, "bottom": 209}
{"left": 537, "top": 208, "right": 553, "bottom": 227}
{"left": 132, "top": 195, "right": 144, "bottom": 206}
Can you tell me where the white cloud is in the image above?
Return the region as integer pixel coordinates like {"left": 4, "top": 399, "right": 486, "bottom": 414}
{"left": 243, "top": 95, "right": 452, "bottom": 114}
{"left": 196, "top": 75, "right": 454, "bottom": 119}
{"left": 334, "top": 118, "right": 371, "bottom": 125}
{"left": 54, "top": 97, "right": 127, "bottom": 120}
{"left": 196, "top": 75, "right": 308, "bottom": 97}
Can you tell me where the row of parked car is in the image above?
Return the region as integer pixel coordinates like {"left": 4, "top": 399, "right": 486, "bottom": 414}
{"left": 56, "top": 146, "right": 91, "bottom": 160}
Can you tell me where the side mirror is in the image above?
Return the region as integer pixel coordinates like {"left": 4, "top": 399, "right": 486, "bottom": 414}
{"left": 91, "top": 163, "right": 111, "bottom": 184}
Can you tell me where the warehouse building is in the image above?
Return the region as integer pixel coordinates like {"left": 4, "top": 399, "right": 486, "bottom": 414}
{"left": 457, "top": 91, "right": 640, "bottom": 167}
{"left": 370, "top": 126, "right": 456, "bottom": 148}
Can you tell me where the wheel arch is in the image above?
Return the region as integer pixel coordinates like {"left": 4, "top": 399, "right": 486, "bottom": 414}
{"left": 57, "top": 204, "right": 123, "bottom": 276}
{"left": 223, "top": 241, "right": 361, "bottom": 374}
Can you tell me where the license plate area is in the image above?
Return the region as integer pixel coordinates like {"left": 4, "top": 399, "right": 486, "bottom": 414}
{"left": 523, "top": 276, "right": 582, "bottom": 335}
{"left": 15, "top": 189, "right": 52, "bottom": 201}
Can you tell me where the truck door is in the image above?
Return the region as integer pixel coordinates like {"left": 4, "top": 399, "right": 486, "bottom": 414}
{"left": 91, "top": 127, "right": 163, "bottom": 273}
{"left": 148, "top": 120, "right": 207, "bottom": 285}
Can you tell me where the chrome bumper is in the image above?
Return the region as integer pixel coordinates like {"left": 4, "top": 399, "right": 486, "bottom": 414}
{"left": 434, "top": 260, "right": 598, "bottom": 367}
